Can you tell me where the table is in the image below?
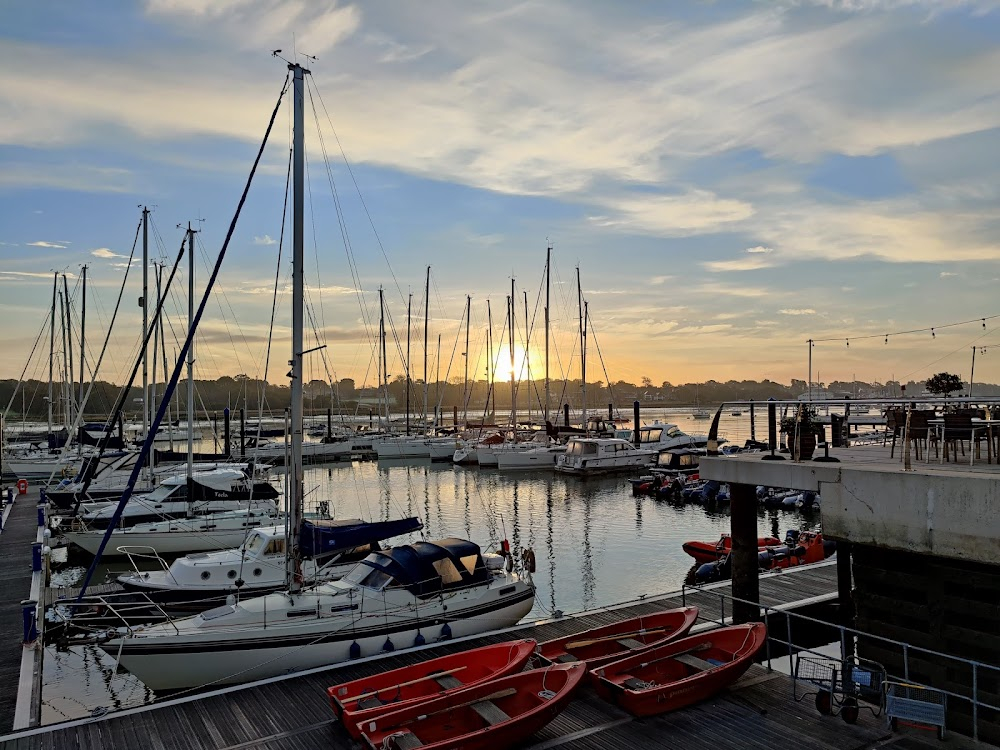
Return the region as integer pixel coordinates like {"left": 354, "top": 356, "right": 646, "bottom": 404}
{"left": 927, "top": 418, "right": 999, "bottom": 465}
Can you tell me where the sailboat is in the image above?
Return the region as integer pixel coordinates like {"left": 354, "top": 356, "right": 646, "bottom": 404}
{"left": 100, "top": 61, "right": 534, "bottom": 691}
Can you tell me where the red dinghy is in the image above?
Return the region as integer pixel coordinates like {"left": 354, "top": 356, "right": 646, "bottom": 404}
{"left": 682, "top": 534, "right": 780, "bottom": 564}
{"left": 592, "top": 622, "right": 767, "bottom": 717}
{"left": 358, "top": 663, "right": 585, "bottom": 750}
{"left": 328, "top": 639, "right": 536, "bottom": 739}
{"left": 536, "top": 606, "right": 698, "bottom": 669}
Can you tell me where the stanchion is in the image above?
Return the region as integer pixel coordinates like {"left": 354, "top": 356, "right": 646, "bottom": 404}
{"left": 31, "top": 543, "right": 42, "bottom": 573}
{"left": 21, "top": 600, "right": 37, "bottom": 643}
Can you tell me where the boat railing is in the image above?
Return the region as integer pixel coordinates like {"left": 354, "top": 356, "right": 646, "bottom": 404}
{"left": 681, "top": 583, "right": 999, "bottom": 741}
{"left": 117, "top": 544, "right": 175, "bottom": 581}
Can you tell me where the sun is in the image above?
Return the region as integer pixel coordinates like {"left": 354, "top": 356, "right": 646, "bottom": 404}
{"left": 491, "top": 346, "right": 535, "bottom": 383}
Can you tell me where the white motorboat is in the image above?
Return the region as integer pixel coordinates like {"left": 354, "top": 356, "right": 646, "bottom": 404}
{"left": 496, "top": 444, "right": 566, "bottom": 470}
{"left": 115, "top": 516, "right": 424, "bottom": 608}
{"left": 103, "top": 537, "right": 534, "bottom": 691}
{"left": 63, "top": 505, "right": 282, "bottom": 557}
{"left": 555, "top": 437, "right": 655, "bottom": 477}
{"left": 635, "top": 422, "right": 715, "bottom": 450}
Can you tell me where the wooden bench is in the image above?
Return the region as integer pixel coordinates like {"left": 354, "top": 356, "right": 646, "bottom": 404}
{"left": 434, "top": 674, "right": 462, "bottom": 690}
{"left": 471, "top": 699, "right": 511, "bottom": 726}
{"left": 356, "top": 695, "right": 384, "bottom": 710}
{"left": 675, "top": 654, "right": 717, "bottom": 672}
{"left": 617, "top": 637, "right": 645, "bottom": 650}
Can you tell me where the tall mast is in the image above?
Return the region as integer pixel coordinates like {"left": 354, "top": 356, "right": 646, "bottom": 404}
{"left": 63, "top": 274, "right": 75, "bottom": 430}
{"left": 406, "top": 292, "right": 411, "bottom": 435}
{"left": 509, "top": 278, "right": 515, "bottom": 431}
{"left": 544, "top": 246, "right": 550, "bottom": 424}
{"left": 287, "top": 62, "right": 308, "bottom": 594}
{"left": 379, "top": 288, "right": 388, "bottom": 429}
{"left": 486, "top": 299, "right": 493, "bottom": 421}
{"left": 463, "top": 295, "right": 470, "bottom": 427}
{"left": 142, "top": 206, "right": 150, "bottom": 468}
{"left": 47, "top": 272, "right": 57, "bottom": 437}
{"left": 435, "top": 333, "right": 441, "bottom": 429}
{"left": 157, "top": 263, "right": 173, "bottom": 451}
{"left": 78, "top": 265, "right": 87, "bottom": 421}
{"left": 524, "top": 290, "right": 530, "bottom": 427}
{"left": 149, "top": 263, "right": 160, "bottom": 467}
{"left": 422, "top": 265, "right": 430, "bottom": 430}
{"left": 186, "top": 223, "right": 196, "bottom": 489}
{"left": 577, "top": 267, "right": 586, "bottom": 432}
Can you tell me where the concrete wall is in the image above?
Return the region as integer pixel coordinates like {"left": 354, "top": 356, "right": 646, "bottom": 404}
{"left": 822, "top": 470, "right": 1000, "bottom": 566}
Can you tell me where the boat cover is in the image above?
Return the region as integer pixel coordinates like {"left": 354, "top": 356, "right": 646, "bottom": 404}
{"left": 299, "top": 516, "right": 423, "bottom": 559}
{"left": 360, "top": 537, "right": 490, "bottom": 596}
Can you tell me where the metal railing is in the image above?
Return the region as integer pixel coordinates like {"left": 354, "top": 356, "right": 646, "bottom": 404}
{"left": 680, "top": 583, "right": 999, "bottom": 741}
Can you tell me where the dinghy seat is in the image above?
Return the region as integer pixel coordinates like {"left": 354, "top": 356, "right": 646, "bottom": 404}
{"left": 471, "top": 699, "right": 511, "bottom": 726}
{"left": 675, "top": 654, "right": 715, "bottom": 672}
{"left": 623, "top": 677, "right": 649, "bottom": 690}
{"left": 389, "top": 731, "right": 423, "bottom": 749}
{"left": 555, "top": 653, "right": 579, "bottom": 663}
{"left": 357, "top": 695, "right": 384, "bottom": 710}
{"left": 434, "top": 674, "right": 462, "bottom": 689}
{"left": 617, "top": 638, "right": 645, "bottom": 650}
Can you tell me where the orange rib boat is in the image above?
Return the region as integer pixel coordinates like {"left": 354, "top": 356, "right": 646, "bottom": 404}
{"left": 591, "top": 622, "right": 767, "bottom": 717}
{"left": 536, "top": 606, "right": 699, "bottom": 669}
{"left": 358, "top": 663, "right": 585, "bottom": 750}
{"left": 328, "top": 639, "right": 536, "bottom": 739}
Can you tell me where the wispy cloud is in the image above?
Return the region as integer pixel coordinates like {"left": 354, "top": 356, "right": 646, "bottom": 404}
{"left": 91, "top": 247, "right": 125, "bottom": 259}
{"left": 746, "top": 246, "right": 773, "bottom": 254}
{"left": 703, "top": 256, "right": 777, "bottom": 272}
{"left": 252, "top": 234, "right": 276, "bottom": 246}
{"left": 0, "top": 242, "right": 19, "bottom": 247}
{"left": 779, "top": 308, "right": 817, "bottom": 315}
{"left": 26, "top": 241, "right": 68, "bottom": 249}
{"left": 649, "top": 276, "right": 673, "bottom": 285}
{"left": 0, "top": 271, "right": 73, "bottom": 279}
{"left": 939, "top": 271, "right": 957, "bottom": 278}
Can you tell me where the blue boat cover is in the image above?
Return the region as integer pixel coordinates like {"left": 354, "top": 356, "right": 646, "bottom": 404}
{"left": 299, "top": 516, "right": 423, "bottom": 559}
{"left": 360, "top": 537, "right": 490, "bottom": 596}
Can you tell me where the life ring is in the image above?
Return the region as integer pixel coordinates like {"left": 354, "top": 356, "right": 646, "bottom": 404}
{"left": 521, "top": 547, "right": 536, "bottom": 574}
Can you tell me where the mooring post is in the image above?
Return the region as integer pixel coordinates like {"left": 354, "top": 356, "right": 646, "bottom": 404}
{"left": 730, "top": 482, "right": 760, "bottom": 624}
{"left": 239, "top": 407, "right": 246, "bottom": 458}
{"left": 21, "top": 600, "right": 37, "bottom": 643}
{"left": 563, "top": 403, "right": 570, "bottom": 428}
{"left": 326, "top": 407, "right": 332, "bottom": 440}
{"left": 749, "top": 399, "right": 756, "bottom": 442}
{"left": 223, "top": 407, "right": 230, "bottom": 457}
{"left": 633, "top": 400, "right": 641, "bottom": 447}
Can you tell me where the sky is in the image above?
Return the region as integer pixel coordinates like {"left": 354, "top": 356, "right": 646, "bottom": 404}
{"left": 1, "top": 0, "right": 1000, "bottom": 395}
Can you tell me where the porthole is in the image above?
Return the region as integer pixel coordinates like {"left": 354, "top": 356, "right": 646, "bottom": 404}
{"left": 227, "top": 570, "right": 237, "bottom": 579}
{"left": 200, "top": 571, "right": 211, "bottom": 580}
{"left": 253, "top": 568, "right": 263, "bottom": 577}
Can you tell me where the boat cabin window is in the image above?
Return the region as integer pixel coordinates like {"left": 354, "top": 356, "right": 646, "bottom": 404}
{"left": 665, "top": 425, "right": 685, "bottom": 438}
{"left": 144, "top": 483, "right": 183, "bottom": 502}
{"left": 640, "top": 428, "right": 662, "bottom": 444}
{"left": 459, "top": 553, "right": 479, "bottom": 575}
{"left": 432, "top": 557, "right": 464, "bottom": 585}
{"left": 341, "top": 564, "right": 394, "bottom": 591}
{"left": 264, "top": 539, "right": 286, "bottom": 556}
{"left": 566, "top": 441, "right": 598, "bottom": 456}
{"left": 243, "top": 533, "right": 267, "bottom": 555}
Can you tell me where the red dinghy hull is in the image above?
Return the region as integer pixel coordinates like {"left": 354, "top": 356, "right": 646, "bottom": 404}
{"left": 328, "top": 639, "right": 536, "bottom": 739}
{"left": 592, "top": 622, "right": 767, "bottom": 717}
{"left": 536, "top": 606, "right": 698, "bottom": 670}
{"left": 359, "top": 663, "right": 586, "bottom": 750}
{"left": 682, "top": 535, "right": 780, "bottom": 564}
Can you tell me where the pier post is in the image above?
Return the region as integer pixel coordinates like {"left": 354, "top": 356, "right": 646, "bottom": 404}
{"left": 239, "top": 407, "right": 246, "bottom": 458}
{"left": 730, "top": 482, "right": 760, "bottom": 624}
{"left": 20, "top": 600, "right": 37, "bottom": 643}
{"left": 453, "top": 405, "right": 458, "bottom": 427}
{"left": 837, "top": 540, "right": 854, "bottom": 625}
{"left": 633, "top": 401, "right": 641, "bottom": 447}
{"left": 31, "top": 543, "right": 42, "bottom": 573}
{"left": 564, "top": 403, "right": 570, "bottom": 428}
{"left": 223, "top": 407, "right": 230, "bottom": 457}
{"left": 327, "top": 407, "right": 332, "bottom": 439}
{"left": 749, "top": 400, "right": 755, "bottom": 441}
{"left": 35, "top": 504, "right": 45, "bottom": 529}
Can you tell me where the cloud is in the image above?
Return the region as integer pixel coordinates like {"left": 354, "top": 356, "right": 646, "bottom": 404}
{"left": 590, "top": 191, "right": 755, "bottom": 237}
{"left": 778, "top": 308, "right": 817, "bottom": 315}
{"left": 0, "top": 242, "right": 18, "bottom": 247}
{"left": 252, "top": 234, "right": 277, "bottom": 246}
{"left": 26, "top": 241, "right": 68, "bottom": 249}
{"left": 939, "top": 271, "right": 957, "bottom": 278}
{"left": 746, "top": 246, "right": 774, "bottom": 254}
{"left": 0, "top": 271, "right": 73, "bottom": 279}
{"left": 703, "top": 256, "right": 777, "bottom": 272}
{"left": 91, "top": 247, "right": 125, "bottom": 259}
{"left": 649, "top": 276, "right": 673, "bottom": 285}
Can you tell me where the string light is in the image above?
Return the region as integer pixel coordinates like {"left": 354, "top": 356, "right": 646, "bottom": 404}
{"left": 931, "top": 328, "right": 935, "bottom": 338}
{"left": 846, "top": 339, "right": 850, "bottom": 348}
{"left": 984, "top": 319, "right": 987, "bottom": 329}
{"left": 810, "top": 312, "right": 1000, "bottom": 344}
{"left": 885, "top": 335, "right": 888, "bottom": 345}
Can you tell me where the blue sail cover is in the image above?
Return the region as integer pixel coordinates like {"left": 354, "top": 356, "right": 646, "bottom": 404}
{"left": 299, "top": 516, "right": 423, "bottom": 559}
{"left": 361, "top": 538, "right": 490, "bottom": 596}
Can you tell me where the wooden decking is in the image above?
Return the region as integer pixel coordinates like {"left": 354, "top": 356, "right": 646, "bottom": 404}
{"left": 0, "top": 495, "right": 40, "bottom": 733}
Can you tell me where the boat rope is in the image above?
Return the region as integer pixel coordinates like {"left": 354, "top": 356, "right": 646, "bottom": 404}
{"left": 585, "top": 307, "right": 620, "bottom": 419}
{"left": 1, "top": 303, "right": 53, "bottom": 422}
{"left": 74, "top": 72, "right": 291, "bottom": 600}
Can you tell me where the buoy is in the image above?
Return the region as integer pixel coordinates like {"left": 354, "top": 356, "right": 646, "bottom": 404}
{"left": 16, "top": 479, "right": 28, "bottom": 496}
{"left": 349, "top": 641, "right": 361, "bottom": 659}
{"left": 414, "top": 632, "right": 426, "bottom": 647}
{"left": 522, "top": 548, "right": 536, "bottom": 574}
{"left": 440, "top": 622, "right": 452, "bottom": 640}
{"left": 382, "top": 636, "right": 395, "bottom": 652}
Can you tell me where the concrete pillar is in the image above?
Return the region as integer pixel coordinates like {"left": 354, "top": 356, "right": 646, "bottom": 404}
{"left": 730, "top": 482, "right": 759, "bottom": 624}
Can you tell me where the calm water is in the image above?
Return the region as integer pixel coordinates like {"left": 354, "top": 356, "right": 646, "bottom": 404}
{"left": 42, "top": 410, "right": 815, "bottom": 722}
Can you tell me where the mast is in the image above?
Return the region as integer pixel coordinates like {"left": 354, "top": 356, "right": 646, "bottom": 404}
{"left": 509, "top": 279, "right": 515, "bottom": 432}
{"left": 422, "top": 265, "right": 430, "bottom": 431}
{"left": 524, "top": 290, "right": 530, "bottom": 427}
{"left": 463, "top": 295, "right": 470, "bottom": 427}
{"left": 379, "top": 288, "right": 389, "bottom": 430}
{"left": 78, "top": 264, "right": 87, "bottom": 423}
{"left": 142, "top": 206, "right": 150, "bottom": 470}
{"left": 577, "top": 267, "right": 586, "bottom": 432}
{"left": 186, "top": 223, "right": 196, "bottom": 496}
{"left": 544, "top": 246, "right": 550, "bottom": 424}
{"left": 47, "top": 272, "right": 56, "bottom": 437}
{"left": 406, "top": 292, "right": 411, "bottom": 435}
{"left": 157, "top": 264, "right": 174, "bottom": 450}
{"left": 486, "top": 299, "right": 493, "bottom": 421}
{"left": 435, "top": 333, "right": 441, "bottom": 429}
{"left": 287, "top": 61, "right": 308, "bottom": 594}
{"left": 58, "top": 288, "right": 69, "bottom": 430}
{"left": 63, "top": 274, "right": 75, "bottom": 430}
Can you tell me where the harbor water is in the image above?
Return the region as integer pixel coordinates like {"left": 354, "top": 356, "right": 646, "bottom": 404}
{"left": 41, "top": 410, "right": 820, "bottom": 723}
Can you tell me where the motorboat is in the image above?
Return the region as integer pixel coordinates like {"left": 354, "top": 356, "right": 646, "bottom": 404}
{"left": 116, "top": 516, "right": 423, "bottom": 608}
{"left": 496, "top": 443, "right": 566, "bottom": 471}
{"left": 102, "top": 537, "right": 536, "bottom": 691}
{"left": 681, "top": 533, "right": 781, "bottom": 564}
{"left": 555, "top": 437, "right": 654, "bottom": 477}
{"left": 634, "top": 422, "right": 714, "bottom": 450}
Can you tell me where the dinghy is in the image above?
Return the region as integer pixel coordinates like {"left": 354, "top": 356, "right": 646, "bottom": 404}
{"left": 536, "top": 606, "right": 698, "bottom": 669}
{"left": 358, "top": 662, "right": 585, "bottom": 750}
{"left": 329, "top": 639, "right": 537, "bottom": 739}
{"left": 682, "top": 534, "right": 781, "bottom": 564}
{"left": 591, "top": 622, "right": 766, "bottom": 717}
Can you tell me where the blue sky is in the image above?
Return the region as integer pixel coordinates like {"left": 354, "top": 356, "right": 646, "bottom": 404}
{"left": 1, "top": 0, "right": 999, "bottom": 391}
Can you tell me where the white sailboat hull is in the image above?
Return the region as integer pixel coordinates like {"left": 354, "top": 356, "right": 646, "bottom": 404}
{"left": 108, "top": 583, "right": 535, "bottom": 691}
{"left": 496, "top": 447, "right": 563, "bottom": 470}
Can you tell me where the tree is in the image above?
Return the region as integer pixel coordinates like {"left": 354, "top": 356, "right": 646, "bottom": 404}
{"left": 925, "top": 372, "right": 963, "bottom": 396}
{"left": 641, "top": 376, "right": 653, "bottom": 389}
